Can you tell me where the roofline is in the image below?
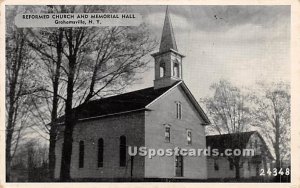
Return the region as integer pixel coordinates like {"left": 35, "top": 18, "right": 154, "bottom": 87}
{"left": 253, "top": 131, "right": 275, "bottom": 161}
{"left": 146, "top": 81, "right": 211, "bottom": 125}
{"left": 206, "top": 131, "right": 257, "bottom": 138}
{"left": 179, "top": 82, "right": 211, "bottom": 125}
{"left": 57, "top": 108, "right": 148, "bottom": 125}
{"left": 206, "top": 131, "right": 275, "bottom": 160}
{"left": 88, "top": 86, "right": 154, "bottom": 102}
{"left": 145, "top": 81, "right": 182, "bottom": 108}
{"left": 151, "top": 49, "right": 185, "bottom": 58}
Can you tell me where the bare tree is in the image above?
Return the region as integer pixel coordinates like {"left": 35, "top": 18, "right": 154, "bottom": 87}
{"left": 5, "top": 5, "right": 67, "bottom": 181}
{"left": 250, "top": 82, "right": 290, "bottom": 169}
{"left": 36, "top": 5, "right": 157, "bottom": 181}
{"left": 26, "top": 13, "right": 65, "bottom": 181}
{"left": 201, "top": 80, "right": 252, "bottom": 179}
{"left": 9, "top": 5, "right": 157, "bottom": 181}
{"left": 26, "top": 27, "right": 65, "bottom": 180}
{"left": 11, "top": 138, "right": 49, "bottom": 182}
{"left": 5, "top": 6, "right": 43, "bottom": 181}
{"left": 26, "top": 140, "right": 49, "bottom": 182}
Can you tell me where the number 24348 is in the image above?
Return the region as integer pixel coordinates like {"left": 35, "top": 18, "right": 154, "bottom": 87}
{"left": 260, "top": 168, "right": 290, "bottom": 176}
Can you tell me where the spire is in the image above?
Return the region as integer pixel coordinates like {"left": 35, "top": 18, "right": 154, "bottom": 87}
{"left": 159, "top": 6, "right": 178, "bottom": 52}
{"left": 152, "top": 6, "right": 184, "bottom": 89}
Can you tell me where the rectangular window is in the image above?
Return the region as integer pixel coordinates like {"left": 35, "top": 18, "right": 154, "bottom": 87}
{"left": 165, "top": 126, "right": 170, "bottom": 142}
{"left": 175, "top": 155, "right": 183, "bottom": 177}
{"left": 187, "top": 130, "right": 192, "bottom": 145}
{"left": 257, "top": 143, "right": 262, "bottom": 153}
{"left": 176, "top": 102, "right": 182, "bottom": 119}
{"left": 248, "top": 161, "right": 251, "bottom": 171}
{"left": 267, "top": 162, "right": 270, "bottom": 169}
{"left": 79, "top": 141, "right": 84, "bottom": 168}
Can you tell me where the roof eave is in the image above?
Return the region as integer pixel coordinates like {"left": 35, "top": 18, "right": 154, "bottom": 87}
{"left": 254, "top": 131, "right": 275, "bottom": 161}
{"left": 179, "top": 82, "right": 211, "bottom": 125}
{"left": 57, "top": 108, "right": 149, "bottom": 125}
{"left": 146, "top": 81, "right": 211, "bottom": 126}
{"left": 145, "top": 81, "right": 182, "bottom": 108}
{"left": 151, "top": 49, "right": 185, "bottom": 58}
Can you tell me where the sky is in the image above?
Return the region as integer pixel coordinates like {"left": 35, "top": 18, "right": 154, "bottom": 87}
{"left": 125, "top": 5, "right": 291, "bottom": 99}
{"left": 7, "top": 5, "right": 291, "bottom": 142}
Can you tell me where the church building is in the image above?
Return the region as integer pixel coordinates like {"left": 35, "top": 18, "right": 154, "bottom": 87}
{"left": 54, "top": 7, "right": 211, "bottom": 180}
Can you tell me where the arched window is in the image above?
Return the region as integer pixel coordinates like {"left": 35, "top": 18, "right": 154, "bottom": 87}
{"left": 160, "top": 62, "right": 165, "bottom": 78}
{"left": 98, "top": 138, "right": 104, "bottom": 167}
{"left": 79, "top": 140, "right": 84, "bottom": 168}
{"left": 120, "top": 135, "right": 126, "bottom": 167}
{"left": 173, "top": 60, "right": 180, "bottom": 78}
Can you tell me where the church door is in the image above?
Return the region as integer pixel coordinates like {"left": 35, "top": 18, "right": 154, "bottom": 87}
{"left": 175, "top": 155, "right": 183, "bottom": 177}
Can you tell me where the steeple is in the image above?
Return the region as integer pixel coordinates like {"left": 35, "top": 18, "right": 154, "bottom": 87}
{"left": 152, "top": 6, "right": 185, "bottom": 90}
{"left": 159, "top": 6, "right": 178, "bottom": 52}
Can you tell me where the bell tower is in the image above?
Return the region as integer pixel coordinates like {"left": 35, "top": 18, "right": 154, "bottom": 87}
{"left": 152, "top": 6, "right": 185, "bottom": 89}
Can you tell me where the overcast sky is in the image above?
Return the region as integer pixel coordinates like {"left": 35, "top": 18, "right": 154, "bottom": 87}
{"left": 7, "top": 5, "right": 290, "bottom": 142}
{"left": 125, "top": 5, "right": 290, "bottom": 99}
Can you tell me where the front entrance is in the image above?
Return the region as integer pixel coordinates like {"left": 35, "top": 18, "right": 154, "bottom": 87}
{"left": 175, "top": 155, "right": 183, "bottom": 177}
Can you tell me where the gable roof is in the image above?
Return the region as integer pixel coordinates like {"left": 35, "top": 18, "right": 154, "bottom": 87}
{"left": 206, "top": 131, "right": 274, "bottom": 160}
{"left": 206, "top": 131, "right": 274, "bottom": 159}
{"left": 57, "top": 81, "right": 210, "bottom": 125}
{"left": 57, "top": 83, "right": 176, "bottom": 123}
{"left": 146, "top": 81, "right": 210, "bottom": 125}
{"left": 206, "top": 131, "right": 256, "bottom": 151}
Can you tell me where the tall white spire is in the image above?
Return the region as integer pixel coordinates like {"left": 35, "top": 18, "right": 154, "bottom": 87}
{"left": 151, "top": 6, "right": 185, "bottom": 90}
{"left": 159, "top": 6, "right": 178, "bottom": 52}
